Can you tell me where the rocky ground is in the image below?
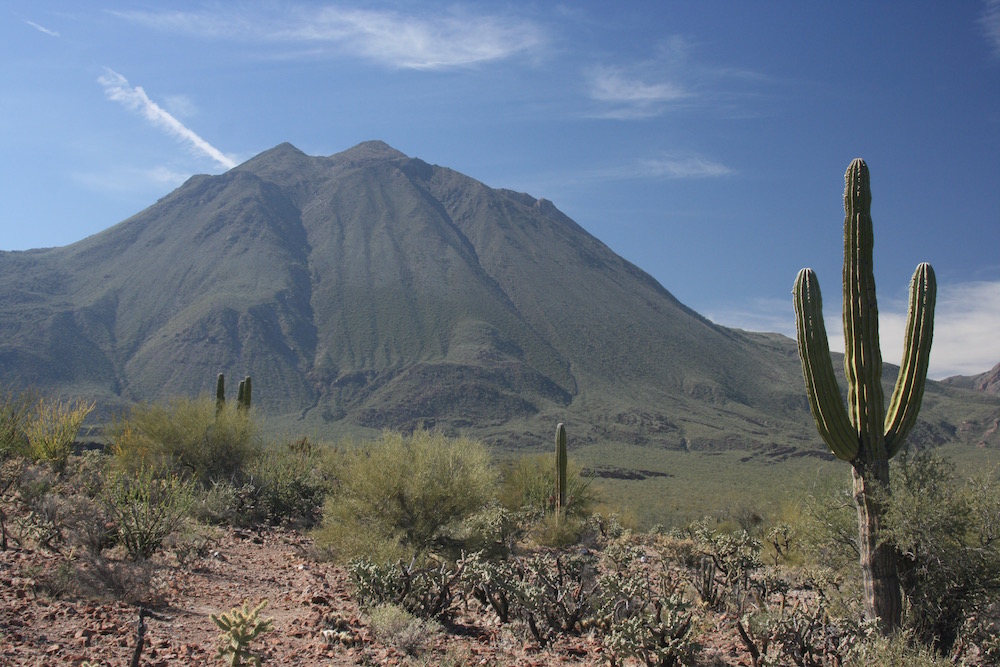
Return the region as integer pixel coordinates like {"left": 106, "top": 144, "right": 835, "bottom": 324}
{"left": 0, "top": 524, "right": 750, "bottom": 666}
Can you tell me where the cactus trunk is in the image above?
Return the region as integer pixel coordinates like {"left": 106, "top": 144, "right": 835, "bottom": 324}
{"left": 792, "top": 159, "right": 935, "bottom": 633}
{"left": 555, "top": 423, "right": 567, "bottom": 522}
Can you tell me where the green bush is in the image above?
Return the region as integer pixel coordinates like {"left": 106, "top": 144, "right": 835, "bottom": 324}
{"left": 315, "top": 430, "right": 497, "bottom": 562}
{"left": 103, "top": 464, "right": 193, "bottom": 560}
{"left": 245, "top": 439, "right": 331, "bottom": 527}
{"left": 23, "top": 397, "right": 94, "bottom": 471}
{"left": 0, "top": 388, "right": 36, "bottom": 459}
{"left": 799, "top": 451, "right": 1000, "bottom": 657}
{"left": 845, "top": 629, "right": 953, "bottom": 667}
{"left": 883, "top": 450, "right": 1000, "bottom": 653}
{"left": 365, "top": 603, "right": 441, "bottom": 656}
{"left": 110, "top": 397, "right": 259, "bottom": 487}
{"left": 499, "top": 453, "right": 596, "bottom": 520}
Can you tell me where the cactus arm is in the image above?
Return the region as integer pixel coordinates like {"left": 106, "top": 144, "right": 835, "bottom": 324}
{"left": 243, "top": 376, "right": 252, "bottom": 410}
{"left": 793, "top": 268, "right": 859, "bottom": 461}
{"left": 884, "top": 263, "right": 936, "bottom": 457}
{"left": 842, "top": 159, "right": 886, "bottom": 462}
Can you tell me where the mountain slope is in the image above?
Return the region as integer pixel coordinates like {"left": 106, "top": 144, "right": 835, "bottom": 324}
{"left": 1, "top": 141, "right": 997, "bottom": 451}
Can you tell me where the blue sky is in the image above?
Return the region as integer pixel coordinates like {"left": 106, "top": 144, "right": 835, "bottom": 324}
{"left": 3, "top": 1, "right": 999, "bottom": 378}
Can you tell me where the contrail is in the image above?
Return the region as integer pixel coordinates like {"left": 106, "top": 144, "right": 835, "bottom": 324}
{"left": 25, "top": 20, "right": 60, "bottom": 37}
{"left": 98, "top": 69, "right": 236, "bottom": 170}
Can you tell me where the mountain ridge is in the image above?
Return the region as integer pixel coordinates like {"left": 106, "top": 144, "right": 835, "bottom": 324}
{"left": 1, "top": 142, "right": 998, "bottom": 451}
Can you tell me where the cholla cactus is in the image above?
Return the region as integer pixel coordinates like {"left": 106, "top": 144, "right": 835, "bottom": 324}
{"left": 211, "top": 599, "right": 274, "bottom": 667}
{"left": 792, "top": 158, "right": 936, "bottom": 632}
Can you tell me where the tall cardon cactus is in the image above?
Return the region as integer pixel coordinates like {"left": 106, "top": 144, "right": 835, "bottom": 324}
{"left": 792, "top": 158, "right": 936, "bottom": 632}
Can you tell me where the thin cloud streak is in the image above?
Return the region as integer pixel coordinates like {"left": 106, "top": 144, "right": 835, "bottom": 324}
{"left": 97, "top": 69, "right": 236, "bottom": 170}
{"left": 572, "top": 155, "right": 733, "bottom": 183}
{"left": 708, "top": 281, "right": 1000, "bottom": 380}
{"left": 24, "top": 20, "right": 59, "bottom": 37}
{"left": 111, "top": 6, "right": 545, "bottom": 70}
{"left": 587, "top": 66, "right": 691, "bottom": 119}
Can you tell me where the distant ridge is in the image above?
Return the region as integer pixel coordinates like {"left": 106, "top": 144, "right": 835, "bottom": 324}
{"left": 1, "top": 142, "right": 998, "bottom": 450}
{"left": 943, "top": 362, "right": 1000, "bottom": 396}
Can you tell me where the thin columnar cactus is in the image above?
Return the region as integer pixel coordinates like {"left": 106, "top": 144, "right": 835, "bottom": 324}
{"left": 555, "top": 422, "right": 567, "bottom": 521}
{"left": 216, "top": 373, "right": 226, "bottom": 415}
{"left": 236, "top": 376, "right": 252, "bottom": 412}
{"left": 792, "top": 158, "right": 936, "bottom": 632}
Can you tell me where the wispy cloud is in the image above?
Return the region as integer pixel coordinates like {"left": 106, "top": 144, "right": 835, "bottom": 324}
{"left": 586, "top": 36, "right": 770, "bottom": 120}
{"left": 24, "top": 20, "right": 59, "bottom": 37}
{"left": 587, "top": 66, "right": 692, "bottom": 119}
{"left": 97, "top": 69, "right": 236, "bottom": 170}
{"left": 586, "top": 37, "right": 696, "bottom": 118}
{"left": 636, "top": 156, "right": 733, "bottom": 179}
{"left": 982, "top": 0, "right": 1000, "bottom": 57}
{"left": 567, "top": 154, "right": 733, "bottom": 183}
{"left": 111, "top": 6, "right": 545, "bottom": 70}
{"left": 708, "top": 281, "right": 1000, "bottom": 380}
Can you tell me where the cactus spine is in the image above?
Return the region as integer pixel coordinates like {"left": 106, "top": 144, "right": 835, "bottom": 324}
{"left": 555, "top": 422, "right": 567, "bottom": 521}
{"left": 792, "top": 158, "right": 936, "bottom": 632}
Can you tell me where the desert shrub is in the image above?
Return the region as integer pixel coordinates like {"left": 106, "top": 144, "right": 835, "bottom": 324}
{"left": 23, "top": 397, "right": 94, "bottom": 471}
{"left": 455, "top": 502, "right": 525, "bottom": 559}
{"left": 110, "top": 397, "right": 259, "bottom": 488}
{"left": 190, "top": 478, "right": 262, "bottom": 527}
{"left": 365, "top": 603, "right": 441, "bottom": 656}
{"left": 844, "top": 628, "right": 953, "bottom": 667}
{"left": 0, "top": 388, "right": 36, "bottom": 459}
{"left": 76, "top": 553, "right": 161, "bottom": 604}
{"left": 499, "top": 453, "right": 597, "bottom": 520}
{"left": 883, "top": 450, "right": 1000, "bottom": 653}
{"left": 799, "top": 451, "right": 1000, "bottom": 658}
{"left": 498, "top": 453, "right": 599, "bottom": 548}
{"left": 11, "top": 463, "right": 65, "bottom": 550}
{"left": 245, "top": 438, "right": 332, "bottom": 526}
{"left": 103, "top": 464, "right": 193, "bottom": 560}
{"left": 315, "top": 430, "right": 497, "bottom": 561}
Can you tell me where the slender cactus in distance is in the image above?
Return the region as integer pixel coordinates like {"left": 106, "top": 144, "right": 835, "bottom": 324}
{"left": 792, "top": 158, "right": 936, "bottom": 633}
{"left": 236, "top": 377, "right": 252, "bottom": 412}
{"left": 216, "top": 373, "right": 226, "bottom": 416}
{"left": 241, "top": 376, "right": 252, "bottom": 411}
{"left": 555, "top": 422, "right": 567, "bottom": 522}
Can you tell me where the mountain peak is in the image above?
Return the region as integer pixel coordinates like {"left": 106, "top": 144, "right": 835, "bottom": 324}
{"left": 329, "top": 140, "right": 408, "bottom": 167}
